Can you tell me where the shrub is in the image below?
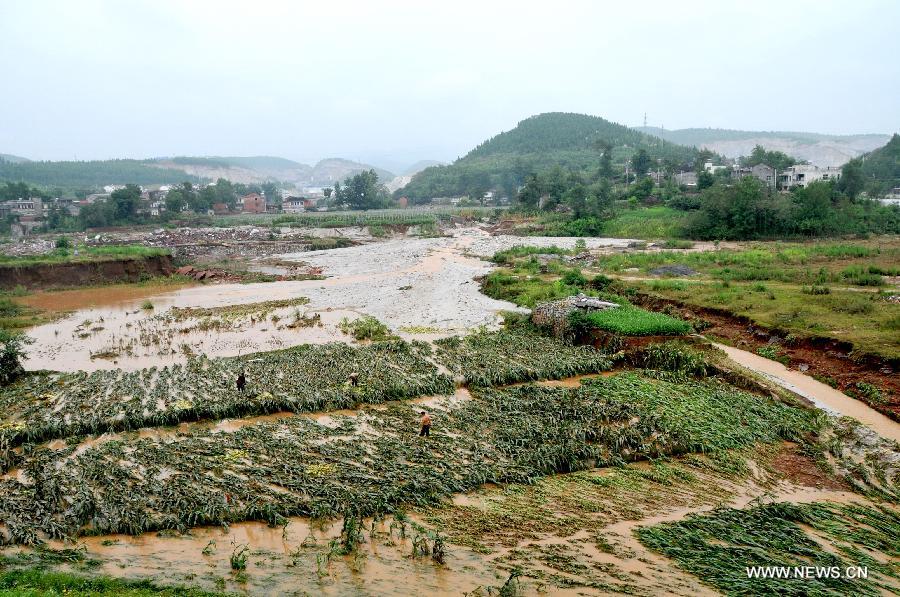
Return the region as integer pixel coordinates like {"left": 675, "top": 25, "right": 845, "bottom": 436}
{"left": 561, "top": 268, "right": 587, "bottom": 287}
{"left": 801, "top": 285, "right": 830, "bottom": 295}
{"left": 661, "top": 239, "right": 694, "bottom": 249}
{"left": 0, "top": 329, "right": 33, "bottom": 386}
{"left": 54, "top": 237, "right": 71, "bottom": 249}
{"left": 636, "top": 342, "right": 709, "bottom": 376}
{"left": 339, "top": 315, "right": 394, "bottom": 341}
{"left": 828, "top": 295, "right": 874, "bottom": 315}
{"left": 841, "top": 265, "right": 883, "bottom": 286}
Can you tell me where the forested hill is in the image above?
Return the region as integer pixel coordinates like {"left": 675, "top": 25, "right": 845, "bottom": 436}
{"left": 858, "top": 133, "right": 900, "bottom": 194}
{"left": 0, "top": 159, "right": 201, "bottom": 188}
{"left": 399, "top": 112, "right": 698, "bottom": 202}
{"left": 0, "top": 155, "right": 394, "bottom": 191}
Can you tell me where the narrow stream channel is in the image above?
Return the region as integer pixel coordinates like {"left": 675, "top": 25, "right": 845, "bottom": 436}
{"left": 713, "top": 342, "right": 900, "bottom": 443}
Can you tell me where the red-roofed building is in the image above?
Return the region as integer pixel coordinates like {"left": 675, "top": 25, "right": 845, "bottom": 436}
{"left": 241, "top": 193, "right": 266, "bottom": 214}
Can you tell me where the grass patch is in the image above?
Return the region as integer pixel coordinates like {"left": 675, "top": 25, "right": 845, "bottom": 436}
{"left": 600, "top": 207, "right": 689, "bottom": 239}
{"left": 0, "top": 246, "right": 170, "bottom": 267}
{"left": 0, "top": 568, "right": 218, "bottom": 596}
{"left": 570, "top": 306, "right": 691, "bottom": 336}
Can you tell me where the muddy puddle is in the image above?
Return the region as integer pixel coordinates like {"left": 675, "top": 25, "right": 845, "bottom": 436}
{"left": 33, "top": 515, "right": 506, "bottom": 596}
{"left": 22, "top": 228, "right": 635, "bottom": 372}
{"left": 714, "top": 342, "right": 900, "bottom": 443}
{"left": 16, "top": 282, "right": 197, "bottom": 312}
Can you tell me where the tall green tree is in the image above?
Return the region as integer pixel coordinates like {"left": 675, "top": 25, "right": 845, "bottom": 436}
{"left": 336, "top": 170, "right": 388, "bottom": 210}
{"left": 839, "top": 158, "right": 864, "bottom": 200}
{"left": 109, "top": 184, "right": 141, "bottom": 221}
{"left": 632, "top": 149, "right": 651, "bottom": 177}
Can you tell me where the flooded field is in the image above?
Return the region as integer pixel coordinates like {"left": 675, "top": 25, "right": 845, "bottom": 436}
{"left": 3, "top": 225, "right": 898, "bottom": 597}
{"left": 22, "top": 227, "right": 633, "bottom": 372}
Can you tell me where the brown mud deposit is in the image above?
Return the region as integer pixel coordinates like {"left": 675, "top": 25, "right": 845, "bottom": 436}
{"left": 36, "top": 516, "right": 506, "bottom": 596}
{"left": 0, "top": 255, "right": 174, "bottom": 290}
{"left": 631, "top": 292, "right": 900, "bottom": 422}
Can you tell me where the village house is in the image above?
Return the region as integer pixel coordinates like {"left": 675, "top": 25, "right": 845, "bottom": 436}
{"left": 282, "top": 196, "right": 306, "bottom": 213}
{"left": 731, "top": 163, "right": 777, "bottom": 189}
{"left": 779, "top": 165, "right": 842, "bottom": 190}
{"left": 241, "top": 192, "right": 266, "bottom": 214}
{"left": 674, "top": 171, "right": 698, "bottom": 188}
{"left": 0, "top": 197, "right": 43, "bottom": 217}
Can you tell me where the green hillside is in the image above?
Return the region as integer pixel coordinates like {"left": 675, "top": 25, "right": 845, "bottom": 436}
{"left": 0, "top": 153, "right": 30, "bottom": 164}
{"left": 859, "top": 133, "right": 900, "bottom": 194}
{"left": 0, "top": 159, "right": 198, "bottom": 189}
{"left": 399, "top": 112, "right": 698, "bottom": 202}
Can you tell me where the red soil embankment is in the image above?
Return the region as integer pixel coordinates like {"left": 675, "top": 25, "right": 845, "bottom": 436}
{"left": 630, "top": 292, "right": 900, "bottom": 422}
{"left": 0, "top": 255, "right": 174, "bottom": 290}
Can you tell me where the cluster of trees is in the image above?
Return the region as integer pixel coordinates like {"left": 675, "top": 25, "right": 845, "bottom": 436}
{"left": 511, "top": 145, "right": 899, "bottom": 240}
{"left": 685, "top": 177, "right": 899, "bottom": 239}
{"left": 30, "top": 178, "right": 282, "bottom": 231}
{"left": 163, "top": 180, "right": 279, "bottom": 214}
{"left": 331, "top": 170, "right": 392, "bottom": 210}
{"left": 741, "top": 145, "right": 798, "bottom": 171}
{"left": 0, "top": 181, "right": 44, "bottom": 202}
{"left": 849, "top": 133, "right": 900, "bottom": 197}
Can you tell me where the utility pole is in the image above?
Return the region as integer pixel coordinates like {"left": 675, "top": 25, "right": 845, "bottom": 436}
{"left": 643, "top": 112, "right": 647, "bottom": 128}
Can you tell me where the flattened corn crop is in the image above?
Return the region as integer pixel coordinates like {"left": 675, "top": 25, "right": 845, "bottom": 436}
{"left": 636, "top": 502, "right": 900, "bottom": 596}
{"left": 0, "top": 340, "right": 452, "bottom": 451}
{"left": 0, "top": 372, "right": 816, "bottom": 545}
{"left": 434, "top": 329, "right": 612, "bottom": 385}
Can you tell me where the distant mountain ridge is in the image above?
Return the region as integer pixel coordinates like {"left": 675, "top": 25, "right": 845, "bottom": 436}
{"left": 636, "top": 127, "right": 890, "bottom": 167}
{"left": 0, "top": 153, "right": 30, "bottom": 164}
{"left": 399, "top": 112, "right": 699, "bottom": 201}
{"left": 0, "top": 154, "right": 395, "bottom": 190}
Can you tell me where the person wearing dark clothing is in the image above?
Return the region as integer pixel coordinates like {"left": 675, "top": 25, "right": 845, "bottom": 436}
{"left": 348, "top": 372, "right": 359, "bottom": 387}
{"left": 419, "top": 410, "right": 432, "bottom": 437}
{"left": 236, "top": 371, "right": 246, "bottom": 393}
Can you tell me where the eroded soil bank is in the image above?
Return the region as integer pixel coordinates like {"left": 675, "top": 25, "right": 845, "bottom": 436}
{"left": 631, "top": 292, "right": 900, "bottom": 422}
{"left": 0, "top": 255, "right": 174, "bottom": 290}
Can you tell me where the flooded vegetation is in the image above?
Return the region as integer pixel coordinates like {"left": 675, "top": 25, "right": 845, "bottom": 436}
{"left": 1, "top": 226, "right": 898, "bottom": 595}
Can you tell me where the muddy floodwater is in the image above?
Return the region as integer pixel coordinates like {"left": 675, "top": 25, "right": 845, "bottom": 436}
{"left": 23, "top": 228, "right": 634, "bottom": 372}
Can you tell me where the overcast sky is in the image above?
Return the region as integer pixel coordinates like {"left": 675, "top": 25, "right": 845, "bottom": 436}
{"left": 1, "top": 0, "right": 898, "bottom": 170}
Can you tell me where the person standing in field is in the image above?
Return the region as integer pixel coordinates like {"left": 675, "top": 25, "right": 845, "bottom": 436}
{"left": 419, "top": 410, "right": 432, "bottom": 437}
{"left": 236, "top": 370, "right": 246, "bottom": 393}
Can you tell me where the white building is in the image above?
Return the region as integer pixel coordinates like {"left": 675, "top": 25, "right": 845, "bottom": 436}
{"left": 878, "top": 187, "right": 900, "bottom": 207}
{"left": 779, "top": 165, "right": 842, "bottom": 189}
{"left": 703, "top": 161, "right": 728, "bottom": 175}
